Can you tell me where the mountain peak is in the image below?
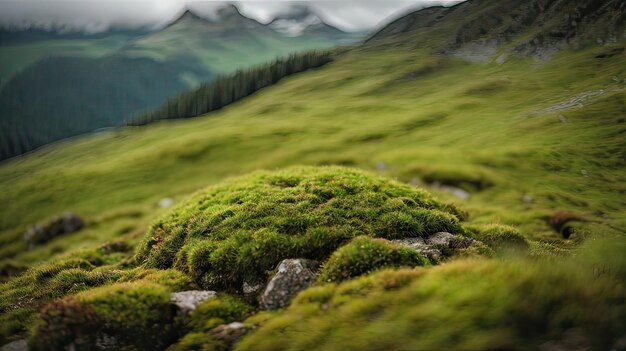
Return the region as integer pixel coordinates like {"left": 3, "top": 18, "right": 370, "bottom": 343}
{"left": 216, "top": 4, "right": 244, "bottom": 19}
{"left": 269, "top": 4, "right": 341, "bottom": 37}
{"left": 167, "top": 9, "right": 208, "bottom": 28}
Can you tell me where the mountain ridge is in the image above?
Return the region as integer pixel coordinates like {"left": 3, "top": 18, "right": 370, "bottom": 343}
{"left": 367, "top": 0, "right": 626, "bottom": 61}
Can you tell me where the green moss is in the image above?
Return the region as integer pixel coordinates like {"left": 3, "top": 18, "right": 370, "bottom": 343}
{"left": 168, "top": 294, "right": 252, "bottom": 351}
{"left": 117, "top": 268, "right": 196, "bottom": 291}
{"left": 136, "top": 167, "right": 463, "bottom": 290}
{"left": 167, "top": 332, "right": 227, "bottom": 351}
{"left": 30, "top": 280, "right": 183, "bottom": 351}
{"left": 0, "top": 242, "right": 191, "bottom": 344}
{"left": 0, "top": 256, "right": 117, "bottom": 343}
{"left": 466, "top": 224, "right": 530, "bottom": 252}
{"left": 190, "top": 294, "right": 253, "bottom": 332}
{"left": 236, "top": 257, "right": 626, "bottom": 351}
{"left": 318, "top": 236, "right": 429, "bottom": 283}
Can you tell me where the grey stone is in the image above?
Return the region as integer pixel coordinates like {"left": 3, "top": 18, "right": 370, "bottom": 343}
{"left": 261, "top": 259, "right": 318, "bottom": 310}
{"left": 210, "top": 322, "right": 255, "bottom": 346}
{"left": 495, "top": 52, "right": 509, "bottom": 65}
{"left": 0, "top": 340, "right": 28, "bottom": 351}
{"left": 395, "top": 233, "right": 474, "bottom": 262}
{"left": 94, "top": 334, "right": 120, "bottom": 350}
{"left": 426, "top": 232, "right": 457, "bottom": 246}
{"left": 242, "top": 281, "right": 263, "bottom": 304}
{"left": 431, "top": 181, "right": 470, "bottom": 200}
{"left": 158, "top": 197, "right": 174, "bottom": 208}
{"left": 440, "top": 185, "right": 470, "bottom": 200}
{"left": 23, "top": 212, "right": 84, "bottom": 249}
{"left": 523, "top": 194, "right": 534, "bottom": 204}
{"left": 171, "top": 290, "right": 216, "bottom": 314}
{"left": 532, "top": 89, "right": 607, "bottom": 115}
{"left": 392, "top": 237, "right": 442, "bottom": 261}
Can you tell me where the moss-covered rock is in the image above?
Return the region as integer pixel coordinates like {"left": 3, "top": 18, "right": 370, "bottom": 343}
{"left": 0, "top": 242, "right": 135, "bottom": 343}
{"left": 135, "top": 166, "right": 464, "bottom": 291}
{"left": 168, "top": 294, "right": 253, "bottom": 351}
{"left": 236, "top": 259, "right": 626, "bottom": 351}
{"left": 318, "top": 236, "right": 429, "bottom": 283}
{"left": 23, "top": 212, "right": 85, "bottom": 249}
{"left": 189, "top": 294, "right": 253, "bottom": 332}
{"left": 30, "top": 274, "right": 192, "bottom": 351}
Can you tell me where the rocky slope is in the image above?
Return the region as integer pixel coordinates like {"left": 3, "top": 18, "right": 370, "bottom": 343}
{"left": 368, "top": 0, "right": 626, "bottom": 61}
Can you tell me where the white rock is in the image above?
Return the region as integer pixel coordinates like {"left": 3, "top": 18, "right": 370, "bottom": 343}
{"left": 171, "top": 290, "right": 216, "bottom": 314}
{"left": 159, "top": 197, "right": 174, "bottom": 208}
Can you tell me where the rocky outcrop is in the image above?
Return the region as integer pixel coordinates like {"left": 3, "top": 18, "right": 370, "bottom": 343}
{"left": 23, "top": 212, "right": 84, "bottom": 249}
{"left": 367, "top": 0, "right": 626, "bottom": 61}
{"left": 171, "top": 290, "right": 217, "bottom": 314}
{"left": 261, "top": 259, "right": 318, "bottom": 310}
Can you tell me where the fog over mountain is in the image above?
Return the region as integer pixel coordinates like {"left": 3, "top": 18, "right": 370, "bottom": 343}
{"left": 0, "top": 0, "right": 464, "bottom": 32}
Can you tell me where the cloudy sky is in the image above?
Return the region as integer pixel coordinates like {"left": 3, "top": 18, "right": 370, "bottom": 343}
{"left": 0, "top": 0, "right": 464, "bottom": 32}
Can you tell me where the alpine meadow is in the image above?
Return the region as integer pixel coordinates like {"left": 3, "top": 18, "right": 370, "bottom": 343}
{"left": 0, "top": 0, "right": 625, "bottom": 350}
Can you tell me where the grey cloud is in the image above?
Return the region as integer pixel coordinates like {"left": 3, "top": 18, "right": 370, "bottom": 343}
{"left": 0, "top": 0, "right": 464, "bottom": 32}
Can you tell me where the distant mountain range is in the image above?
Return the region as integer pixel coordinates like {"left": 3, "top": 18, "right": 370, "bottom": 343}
{"left": 0, "top": 4, "right": 365, "bottom": 160}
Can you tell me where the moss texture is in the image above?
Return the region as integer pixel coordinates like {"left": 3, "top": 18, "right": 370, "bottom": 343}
{"left": 318, "top": 236, "right": 430, "bottom": 283}
{"left": 136, "top": 166, "right": 464, "bottom": 291}
{"left": 30, "top": 271, "right": 194, "bottom": 351}
{"left": 0, "top": 241, "right": 134, "bottom": 342}
{"left": 168, "top": 294, "right": 253, "bottom": 351}
{"left": 189, "top": 294, "right": 253, "bottom": 332}
{"left": 236, "top": 257, "right": 626, "bottom": 351}
{"left": 466, "top": 224, "right": 530, "bottom": 252}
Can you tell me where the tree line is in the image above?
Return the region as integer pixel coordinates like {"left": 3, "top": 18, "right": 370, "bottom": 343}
{"left": 128, "top": 51, "right": 333, "bottom": 126}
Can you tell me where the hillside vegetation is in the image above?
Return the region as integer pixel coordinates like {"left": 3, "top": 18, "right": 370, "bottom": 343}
{"left": 130, "top": 51, "right": 333, "bottom": 125}
{"left": 0, "top": 5, "right": 360, "bottom": 160}
{"left": 0, "top": 0, "right": 625, "bottom": 349}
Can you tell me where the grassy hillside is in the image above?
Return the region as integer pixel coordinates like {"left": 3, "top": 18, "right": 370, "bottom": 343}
{"left": 0, "top": 0, "right": 624, "bottom": 348}
{"left": 2, "top": 42, "right": 623, "bottom": 268}
{"left": 0, "top": 7, "right": 362, "bottom": 160}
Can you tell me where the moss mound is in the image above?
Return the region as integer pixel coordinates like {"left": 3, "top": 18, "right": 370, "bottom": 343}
{"left": 318, "top": 236, "right": 429, "bottom": 283}
{"left": 467, "top": 224, "right": 529, "bottom": 252}
{"left": 237, "top": 259, "right": 626, "bottom": 351}
{"left": 136, "top": 166, "right": 464, "bottom": 291}
{"left": 0, "top": 242, "right": 135, "bottom": 342}
{"left": 30, "top": 271, "right": 193, "bottom": 351}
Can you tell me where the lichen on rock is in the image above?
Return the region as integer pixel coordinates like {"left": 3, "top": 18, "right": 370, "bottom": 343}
{"left": 261, "top": 259, "right": 318, "bottom": 310}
